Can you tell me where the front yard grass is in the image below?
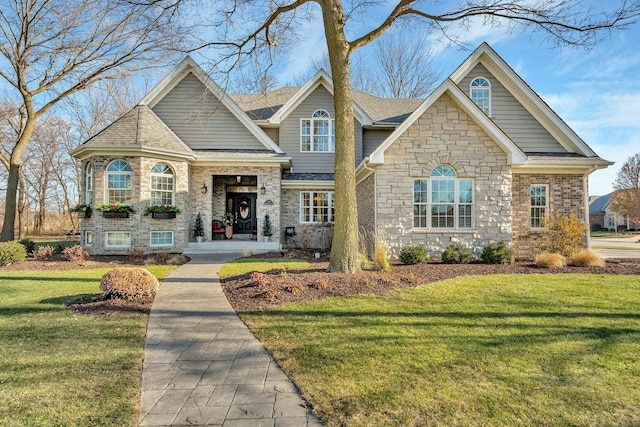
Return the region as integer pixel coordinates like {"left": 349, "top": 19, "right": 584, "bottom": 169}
{"left": 0, "top": 266, "right": 175, "bottom": 426}
{"left": 242, "top": 273, "right": 640, "bottom": 426}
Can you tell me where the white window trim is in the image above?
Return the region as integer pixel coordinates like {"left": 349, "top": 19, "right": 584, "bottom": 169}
{"left": 300, "top": 110, "right": 335, "bottom": 153}
{"left": 84, "top": 231, "right": 93, "bottom": 247}
{"left": 150, "top": 231, "right": 174, "bottom": 247}
{"left": 105, "top": 231, "right": 132, "bottom": 248}
{"left": 470, "top": 76, "right": 491, "bottom": 116}
{"left": 299, "top": 191, "right": 335, "bottom": 224}
{"left": 105, "top": 160, "right": 132, "bottom": 205}
{"left": 150, "top": 162, "right": 175, "bottom": 206}
{"left": 530, "top": 184, "right": 549, "bottom": 230}
{"left": 412, "top": 177, "right": 475, "bottom": 231}
{"left": 85, "top": 163, "right": 93, "bottom": 205}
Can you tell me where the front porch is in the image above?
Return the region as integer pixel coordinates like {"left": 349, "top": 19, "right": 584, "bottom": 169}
{"left": 183, "top": 239, "right": 280, "bottom": 255}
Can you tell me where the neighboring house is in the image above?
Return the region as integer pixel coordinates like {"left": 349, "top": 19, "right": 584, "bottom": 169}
{"left": 71, "top": 42, "right": 611, "bottom": 258}
{"left": 589, "top": 192, "right": 639, "bottom": 231}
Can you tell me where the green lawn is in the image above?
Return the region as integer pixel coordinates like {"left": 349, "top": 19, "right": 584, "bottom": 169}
{"left": 0, "top": 266, "right": 175, "bottom": 426}
{"left": 218, "top": 257, "right": 310, "bottom": 278}
{"left": 242, "top": 273, "right": 640, "bottom": 426}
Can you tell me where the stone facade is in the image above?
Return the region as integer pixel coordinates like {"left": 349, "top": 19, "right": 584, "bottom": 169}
{"left": 374, "top": 94, "right": 512, "bottom": 258}
{"left": 79, "top": 155, "right": 191, "bottom": 255}
{"left": 281, "top": 188, "right": 334, "bottom": 250}
{"left": 356, "top": 173, "right": 376, "bottom": 255}
{"left": 511, "top": 173, "right": 587, "bottom": 258}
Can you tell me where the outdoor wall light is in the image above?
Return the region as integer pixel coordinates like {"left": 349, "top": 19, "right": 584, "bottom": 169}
{"left": 260, "top": 184, "right": 266, "bottom": 195}
{"left": 236, "top": 175, "right": 242, "bottom": 183}
{"left": 201, "top": 183, "right": 208, "bottom": 194}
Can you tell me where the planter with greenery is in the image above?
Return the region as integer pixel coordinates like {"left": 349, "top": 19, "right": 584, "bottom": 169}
{"left": 144, "top": 205, "right": 180, "bottom": 219}
{"left": 263, "top": 213, "right": 273, "bottom": 242}
{"left": 193, "top": 212, "right": 205, "bottom": 243}
{"left": 98, "top": 203, "right": 135, "bottom": 218}
{"left": 70, "top": 203, "right": 92, "bottom": 218}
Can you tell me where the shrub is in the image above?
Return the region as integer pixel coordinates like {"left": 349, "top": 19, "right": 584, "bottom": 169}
{"left": 167, "top": 254, "right": 188, "bottom": 265}
{"left": 312, "top": 280, "right": 329, "bottom": 290}
{"left": 405, "top": 273, "right": 419, "bottom": 284}
{"left": 33, "top": 245, "right": 54, "bottom": 260}
{"left": 250, "top": 271, "right": 270, "bottom": 288}
{"left": 539, "top": 212, "right": 588, "bottom": 257}
{"left": 441, "top": 243, "right": 473, "bottom": 264}
{"left": 480, "top": 241, "right": 513, "bottom": 264}
{"left": 535, "top": 252, "right": 566, "bottom": 268}
{"left": 19, "top": 238, "right": 35, "bottom": 254}
{"left": 285, "top": 283, "right": 305, "bottom": 294}
{"left": 63, "top": 245, "right": 89, "bottom": 262}
{"left": 100, "top": 268, "right": 159, "bottom": 300}
{"left": 373, "top": 245, "right": 391, "bottom": 272}
{"left": 0, "top": 241, "right": 27, "bottom": 266}
{"left": 568, "top": 249, "right": 605, "bottom": 267}
{"left": 399, "top": 244, "right": 429, "bottom": 265}
{"left": 154, "top": 252, "right": 172, "bottom": 264}
{"left": 128, "top": 248, "right": 145, "bottom": 262}
{"left": 262, "top": 288, "right": 279, "bottom": 301}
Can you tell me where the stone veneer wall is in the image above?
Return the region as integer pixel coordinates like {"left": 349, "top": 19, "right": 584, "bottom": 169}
{"left": 356, "top": 173, "right": 376, "bottom": 255}
{"left": 190, "top": 165, "right": 281, "bottom": 243}
{"left": 280, "top": 188, "right": 334, "bottom": 250}
{"left": 375, "top": 93, "right": 513, "bottom": 259}
{"left": 511, "top": 173, "right": 587, "bottom": 259}
{"left": 79, "top": 156, "right": 190, "bottom": 255}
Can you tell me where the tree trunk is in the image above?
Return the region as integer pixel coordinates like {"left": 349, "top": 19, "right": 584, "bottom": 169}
{"left": 17, "top": 172, "right": 26, "bottom": 239}
{"left": 1, "top": 163, "right": 20, "bottom": 241}
{"left": 321, "top": 0, "right": 360, "bottom": 273}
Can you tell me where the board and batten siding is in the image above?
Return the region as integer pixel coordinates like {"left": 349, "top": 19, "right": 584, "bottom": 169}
{"left": 152, "top": 72, "right": 267, "bottom": 150}
{"left": 459, "top": 63, "right": 565, "bottom": 153}
{"left": 363, "top": 129, "right": 393, "bottom": 159}
{"left": 279, "top": 85, "right": 363, "bottom": 173}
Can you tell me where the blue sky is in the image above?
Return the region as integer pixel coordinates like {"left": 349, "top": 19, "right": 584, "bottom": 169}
{"left": 257, "top": 6, "right": 640, "bottom": 197}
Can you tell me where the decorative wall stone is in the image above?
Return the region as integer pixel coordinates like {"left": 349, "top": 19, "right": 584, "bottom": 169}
{"left": 281, "top": 188, "right": 334, "bottom": 250}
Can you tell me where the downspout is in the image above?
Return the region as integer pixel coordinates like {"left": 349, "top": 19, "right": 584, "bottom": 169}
{"left": 583, "top": 173, "right": 591, "bottom": 249}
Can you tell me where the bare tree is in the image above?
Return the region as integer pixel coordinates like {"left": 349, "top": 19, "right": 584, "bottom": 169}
{"left": 610, "top": 153, "right": 640, "bottom": 225}
{"left": 0, "top": 0, "right": 185, "bottom": 241}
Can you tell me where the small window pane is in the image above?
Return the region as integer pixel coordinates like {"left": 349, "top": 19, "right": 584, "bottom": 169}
{"left": 105, "top": 231, "right": 131, "bottom": 248}
{"left": 84, "top": 231, "right": 93, "bottom": 247}
{"left": 150, "top": 231, "right": 173, "bottom": 247}
{"left": 530, "top": 185, "right": 547, "bottom": 228}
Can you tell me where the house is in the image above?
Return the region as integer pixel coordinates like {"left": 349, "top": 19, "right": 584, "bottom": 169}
{"left": 589, "top": 192, "right": 638, "bottom": 231}
{"left": 70, "top": 42, "right": 611, "bottom": 258}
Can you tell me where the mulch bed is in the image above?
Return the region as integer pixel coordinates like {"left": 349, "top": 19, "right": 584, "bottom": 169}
{"left": 221, "top": 253, "right": 640, "bottom": 313}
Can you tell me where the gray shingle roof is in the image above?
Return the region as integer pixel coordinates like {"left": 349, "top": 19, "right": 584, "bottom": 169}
{"left": 282, "top": 173, "right": 335, "bottom": 181}
{"left": 589, "top": 192, "right": 613, "bottom": 215}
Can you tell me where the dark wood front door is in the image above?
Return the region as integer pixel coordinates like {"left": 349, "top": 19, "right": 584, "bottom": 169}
{"left": 228, "top": 193, "right": 256, "bottom": 234}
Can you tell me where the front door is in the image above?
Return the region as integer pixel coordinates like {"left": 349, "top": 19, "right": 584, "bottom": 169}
{"left": 228, "top": 193, "right": 256, "bottom": 234}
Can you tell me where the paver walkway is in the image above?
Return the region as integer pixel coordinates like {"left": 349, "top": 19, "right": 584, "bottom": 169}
{"left": 139, "top": 254, "right": 323, "bottom": 426}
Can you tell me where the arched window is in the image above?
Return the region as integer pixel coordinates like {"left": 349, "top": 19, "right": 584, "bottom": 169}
{"left": 413, "top": 165, "right": 474, "bottom": 229}
{"left": 150, "top": 162, "right": 174, "bottom": 206}
{"left": 300, "top": 109, "right": 335, "bottom": 152}
{"left": 470, "top": 77, "right": 491, "bottom": 115}
{"left": 84, "top": 163, "right": 93, "bottom": 205}
{"left": 106, "top": 160, "right": 132, "bottom": 204}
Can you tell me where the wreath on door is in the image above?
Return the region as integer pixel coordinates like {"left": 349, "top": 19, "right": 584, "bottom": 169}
{"left": 239, "top": 199, "right": 250, "bottom": 219}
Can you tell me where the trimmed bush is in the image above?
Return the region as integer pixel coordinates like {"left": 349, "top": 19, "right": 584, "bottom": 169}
{"left": 62, "top": 245, "right": 89, "bottom": 262}
{"left": 0, "top": 241, "right": 27, "bottom": 266}
{"left": 441, "top": 243, "right": 473, "bottom": 264}
{"left": 399, "top": 244, "right": 429, "bottom": 265}
{"left": 480, "top": 241, "right": 513, "bottom": 264}
{"left": 535, "top": 252, "right": 567, "bottom": 268}
{"left": 568, "top": 249, "right": 605, "bottom": 267}
{"left": 33, "top": 245, "right": 54, "bottom": 260}
{"left": 100, "top": 268, "right": 159, "bottom": 300}
{"left": 19, "top": 238, "right": 35, "bottom": 254}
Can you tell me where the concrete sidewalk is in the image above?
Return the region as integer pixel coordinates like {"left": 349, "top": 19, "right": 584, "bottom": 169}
{"left": 139, "top": 254, "right": 323, "bottom": 426}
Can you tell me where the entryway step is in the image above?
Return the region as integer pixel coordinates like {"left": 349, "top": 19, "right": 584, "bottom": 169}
{"left": 183, "top": 241, "right": 280, "bottom": 255}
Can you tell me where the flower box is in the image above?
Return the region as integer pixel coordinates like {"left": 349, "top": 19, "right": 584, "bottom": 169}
{"left": 103, "top": 211, "right": 129, "bottom": 218}
{"left": 151, "top": 211, "right": 176, "bottom": 219}
{"left": 77, "top": 210, "right": 91, "bottom": 218}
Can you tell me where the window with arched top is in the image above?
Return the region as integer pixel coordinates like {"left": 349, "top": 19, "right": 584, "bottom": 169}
{"left": 150, "top": 162, "right": 174, "bottom": 206}
{"left": 413, "top": 165, "right": 474, "bottom": 229}
{"left": 106, "top": 160, "right": 132, "bottom": 204}
{"left": 301, "top": 109, "right": 335, "bottom": 152}
{"left": 85, "top": 163, "right": 93, "bottom": 205}
{"left": 470, "top": 77, "right": 491, "bottom": 115}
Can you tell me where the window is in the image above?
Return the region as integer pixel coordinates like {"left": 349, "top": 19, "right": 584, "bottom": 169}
{"left": 85, "top": 163, "right": 93, "bottom": 205}
{"left": 470, "top": 77, "right": 491, "bottom": 115}
{"left": 530, "top": 184, "right": 548, "bottom": 229}
{"left": 301, "top": 110, "right": 335, "bottom": 152}
{"left": 84, "top": 231, "right": 93, "bottom": 247}
{"left": 150, "top": 162, "right": 174, "bottom": 205}
{"left": 300, "top": 191, "right": 335, "bottom": 223}
{"left": 413, "top": 165, "right": 474, "bottom": 230}
{"left": 106, "top": 160, "right": 132, "bottom": 204}
{"left": 105, "top": 231, "right": 131, "bottom": 248}
{"left": 150, "top": 231, "right": 174, "bottom": 247}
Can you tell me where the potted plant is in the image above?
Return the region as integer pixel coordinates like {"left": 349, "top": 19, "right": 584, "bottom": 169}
{"left": 70, "top": 203, "right": 91, "bottom": 218}
{"left": 144, "top": 204, "right": 180, "bottom": 219}
{"left": 97, "top": 202, "right": 135, "bottom": 218}
{"left": 193, "top": 212, "right": 205, "bottom": 243}
{"left": 223, "top": 212, "right": 234, "bottom": 239}
{"left": 263, "top": 213, "right": 273, "bottom": 242}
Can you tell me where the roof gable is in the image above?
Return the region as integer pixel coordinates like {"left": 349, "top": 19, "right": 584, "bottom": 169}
{"left": 269, "top": 69, "right": 373, "bottom": 126}
{"left": 140, "top": 57, "right": 283, "bottom": 153}
{"left": 450, "top": 42, "right": 597, "bottom": 157}
{"left": 367, "top": 79, "right": 527, "bottom": 165}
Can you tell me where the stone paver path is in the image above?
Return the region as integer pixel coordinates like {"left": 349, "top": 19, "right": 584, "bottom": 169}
{"left": 139, "top": 254, "right": 323, "bottom": 426}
